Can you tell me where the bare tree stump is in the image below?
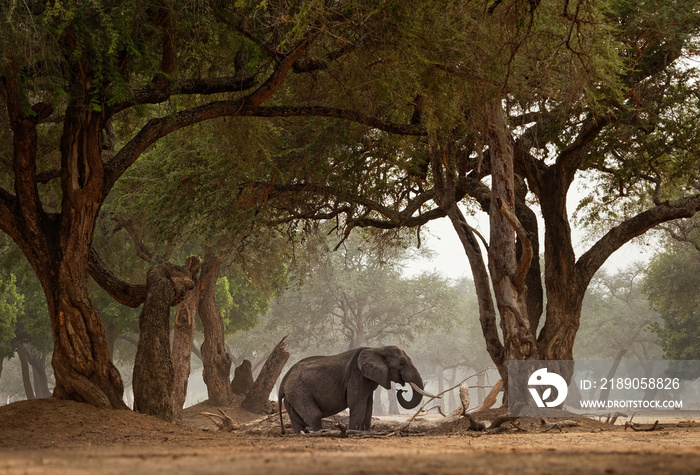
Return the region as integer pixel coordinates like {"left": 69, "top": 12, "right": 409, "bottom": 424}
{"left": 242, "top": 337, "right": 290, "bottom": 414}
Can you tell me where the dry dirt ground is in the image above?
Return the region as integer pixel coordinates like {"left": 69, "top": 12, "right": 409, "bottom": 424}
{"left": 1, "top": 397, "right": 699, "bottom": 474}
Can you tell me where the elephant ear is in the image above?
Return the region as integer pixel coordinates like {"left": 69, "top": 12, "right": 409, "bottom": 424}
{"left": 358, "top": 349, "right": 390, "bottom": 389}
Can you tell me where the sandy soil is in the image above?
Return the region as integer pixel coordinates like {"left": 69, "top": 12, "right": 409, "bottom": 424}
{"left": 1, "top": 398, "right": 699, "bottom": 474}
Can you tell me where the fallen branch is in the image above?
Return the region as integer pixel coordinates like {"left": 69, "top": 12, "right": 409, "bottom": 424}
{"left": 625, "top": 420, "right": 660, "bottom": 432}
{"left": 463, "top": 413, "right": 487, "bottom": 431}
{"left": 199, "top": 408, "right": 239, "bottom": 432}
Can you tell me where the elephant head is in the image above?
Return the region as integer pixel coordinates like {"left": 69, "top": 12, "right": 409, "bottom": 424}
{"left": 358, "top": 345, "right": 426, "bottom": 410}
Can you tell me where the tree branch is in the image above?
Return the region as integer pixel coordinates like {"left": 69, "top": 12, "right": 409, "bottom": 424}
{"left": 110, "top": 216, "right": 154, "bottom": 262}
{"left": 88, "top": 247, "right": 147, "bottom": 308}
{"left": 243, "top": 31, "right": 320, "bottom": 107}
{"left": 109, "top": 75, "right": 258, "bottom": 115}
{"left": 105, "top": 104, "right": 425, "bottom": 193}
{"left": 576, "top": 194, "right": 700, "bottom": 287}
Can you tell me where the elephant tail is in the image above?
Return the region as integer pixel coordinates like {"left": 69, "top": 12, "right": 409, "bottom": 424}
{"left": 278, "top": 387, "right": 286, "bottom": 435}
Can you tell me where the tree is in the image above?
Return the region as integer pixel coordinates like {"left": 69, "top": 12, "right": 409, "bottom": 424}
{"left": 643, "top": 237, "right": 700, "bottom": 379}
{"left": 0, "top": 1, "right": 424, "bottom": 408}
{"left": 251, "top": 1, "right": 700, "bottom": 389}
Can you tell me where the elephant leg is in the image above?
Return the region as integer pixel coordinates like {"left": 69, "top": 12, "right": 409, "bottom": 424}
{"left": 361, "top": 393, "right": 374, "bottom": 430}
{"left": 348, "top": 392, "right": 372, "bottom": 430}
{"left": 304, "top": 404, "right": 324, "bottom": 432}
{"left": 285, "top": 401, "right": 308, "bottom": 434}
{"left": 287, "top": 396, "right": 323, "bottom": 432}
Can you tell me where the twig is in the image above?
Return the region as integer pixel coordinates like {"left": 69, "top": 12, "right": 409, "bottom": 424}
{"left": 625, "top": 420, "right": 660, "bottom": 432}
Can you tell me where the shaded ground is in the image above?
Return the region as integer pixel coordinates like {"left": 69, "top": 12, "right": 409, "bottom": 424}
{"left": 1, "top": 398, "right": 699, "bottom": 474}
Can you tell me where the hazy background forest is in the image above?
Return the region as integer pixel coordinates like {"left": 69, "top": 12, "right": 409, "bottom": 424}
{"left": 2, "top": 214, "right": 698, "bottom": 412}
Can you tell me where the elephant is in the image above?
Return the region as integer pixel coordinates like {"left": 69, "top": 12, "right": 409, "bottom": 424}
{"left": 278, "top": 345, "right": 433, "bottom": 434}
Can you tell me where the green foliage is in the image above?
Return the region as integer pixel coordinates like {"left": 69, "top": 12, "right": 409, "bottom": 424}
{"left": 643, "top": 241, "right": 700, "bottom": 378}
{"left": 0, "top": 272, "right": 23, "bottom": 350}
{"left": 377, "top": 0, "right": 623, "bottom": 134}
{"left": 574, "top": 0, "right": 700, "bottom": 233}
{"left": 0, "top": 236, "right": 51, "bottom": 357}
{"left": 215, "top": 263, "right": 285, "bottom": 334}
{"left": 110, "top": 119, "right": 282, "bottom": 246}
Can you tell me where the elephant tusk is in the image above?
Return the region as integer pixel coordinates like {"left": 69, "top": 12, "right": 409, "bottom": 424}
{"left": 409, "top": 381, "right": 441, "bottom": 399}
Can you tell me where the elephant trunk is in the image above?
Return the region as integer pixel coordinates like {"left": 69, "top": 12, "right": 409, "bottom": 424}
{"left": 396, "top": 374, "right": 424, "bottom": 409}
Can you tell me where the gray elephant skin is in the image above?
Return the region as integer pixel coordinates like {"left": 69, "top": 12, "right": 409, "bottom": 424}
{"left": 278, "top": 345, "right": 424, "bottom": 434}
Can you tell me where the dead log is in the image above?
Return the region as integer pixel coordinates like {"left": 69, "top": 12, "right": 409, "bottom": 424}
{"left": 242, "top": 336, "right": 290, "bottom": 414}
{"left": 463, "top": 413, "right": 487, "bottom": 431}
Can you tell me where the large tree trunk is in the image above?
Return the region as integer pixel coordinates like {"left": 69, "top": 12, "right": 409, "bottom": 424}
{"left": 242, "top": 337, "right": 290, "bottom": 413}
{"left": 46, "top": 102, "right": 127, "bottom": 409}
{"left": 485, "top": 101, "right": 537, "bottom": 370}
{"left": 0, "top": 61, "right": 129, "bottom": 410}
{"left": 198, "top": 251, "right": 233, "bottom": 405}
{"left": 171, "top": 257, "right": 202, "bottom": 422}
{"left": 133, "top": 262, "right": 195, "bottom": 422}
{"left": 535, "top": 163, "right": 580, "bottom": 365}
{"left": 483, "top": 101, "right": 538, "bottom": 404}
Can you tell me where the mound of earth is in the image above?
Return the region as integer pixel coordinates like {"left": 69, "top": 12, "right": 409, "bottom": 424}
{"left": 0, "top": 398, "right": 205, "bottom": 448}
